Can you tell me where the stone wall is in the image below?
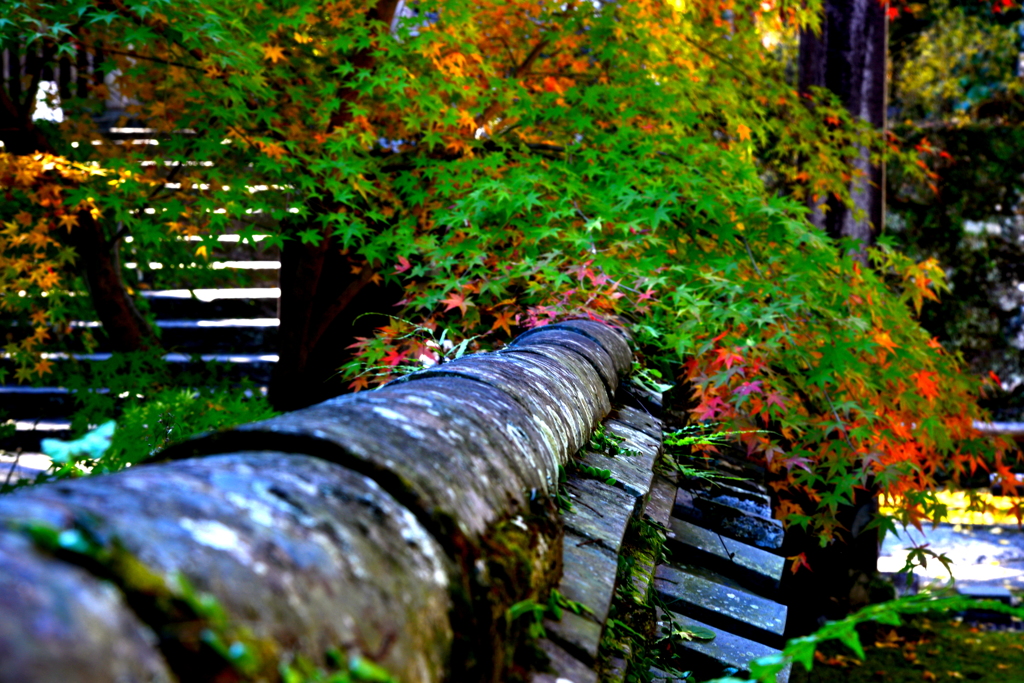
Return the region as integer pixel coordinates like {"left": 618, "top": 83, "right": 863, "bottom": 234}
{"left": 0, "top": 319, "right": 633, "bottom": 683}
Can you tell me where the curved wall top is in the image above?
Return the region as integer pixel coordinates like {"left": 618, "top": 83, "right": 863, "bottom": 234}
{"left": 0, "top": 317, "right": 633, "bottom": 683}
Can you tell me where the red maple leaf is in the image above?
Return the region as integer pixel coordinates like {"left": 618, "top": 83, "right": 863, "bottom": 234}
{"left": 441, "top": 291, "right": 470, "bottom": 316}
{"left": 693, "top": 396, "right": 727, "bottom": 421}
{"left": 764, "top": 391, "right": 786, "bottom": 411}
{"left": 713, "top": 347, "right": 745, "bottom": 370}
{"left": 394, "top": 255, "right": 412, "bottom": 273}
{"left": 382, "top": 348, "right": 409, "bottom": 366}
{"left": 788, "top": 553, "right": 813, "bottom": 574}
{"left": 734, "top": 380, "right": 763, "bottom": 396}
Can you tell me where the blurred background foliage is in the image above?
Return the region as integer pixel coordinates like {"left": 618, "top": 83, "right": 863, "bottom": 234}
{"left": 888, "top": 0, "right": 1024, "bottom": 418}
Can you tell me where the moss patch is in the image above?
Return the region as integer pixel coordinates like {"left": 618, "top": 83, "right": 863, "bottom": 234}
{"left": 791, "top": 618, "right": 1024, "bottom": 683}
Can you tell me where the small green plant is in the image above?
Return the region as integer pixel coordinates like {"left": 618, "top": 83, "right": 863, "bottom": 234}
{"left": 579, "top": 463, "right": 616, "bottom": 485}
{"left": 588, "top": 424, "right": 623, "bottom": 453}
{"left": 630, "top": 363, "right": 675, "bottom": 396}
{"left": 555, "top": 464, "right": 573, "bottom": 512}
{"left": 664, "top": 424, "right": 771, "bottom": 450}
{"left": 508, "top": 589, "right": 595, "bottom": 641}
{"left": 585, "top": 423, "right": 640, "bottom": 458}
{"left": 280, "top": 651, "right": 399, "bottom": 683}
{"left": 661, "top": 424, "right": 765, "bottom": 482}
{"left": 41, "top": 421, "right": 115, "bottom": 464}
{"left": 665, "top": 622, "right": 716, "bottom": 643}
{"left": 341, "top": 316, "right": 483, "bottom": 390}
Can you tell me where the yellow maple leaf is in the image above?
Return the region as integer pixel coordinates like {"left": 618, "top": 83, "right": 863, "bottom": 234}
{"left": 196, "top": 244, "right": 208, "bottom": 258}
{"left": 58, "top": 213, "right": 78, "bottom": 230}
{"left": 15, "top": 166, "right": 37, "bottom": 186}
{"left": 293, "top": 32, "right": 314, "bottom": 44}
{"left": 263, "top": 45, "right": 286, "bottom": 63}
{"left": 736, "top": 123, "right": 752, "bottom": 141}
{"left": 456, "top": 109, "right": 478, "bottom": 132}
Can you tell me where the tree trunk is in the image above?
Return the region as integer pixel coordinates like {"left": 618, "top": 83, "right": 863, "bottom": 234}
{"left": 785, "top": 0, "right": 888, "bottom": 630}
{"left": 270, "top": 232, "right": 403, "bottom": 412}
{"left": 1, "top": 45, "right": 158, "bottom": 353}
{"left": 799, "top": 0, "right": 887, "bottom": 253}
{"left": 269, "top": 0, "right": 404, "bottom": 412}
{"left": 61, "top": 214, "right": 158, "bottom": 352}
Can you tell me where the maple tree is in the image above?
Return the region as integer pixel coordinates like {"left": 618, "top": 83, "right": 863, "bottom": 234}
{"left": 2, "top": 0, "right": 1020, "bottom": 621}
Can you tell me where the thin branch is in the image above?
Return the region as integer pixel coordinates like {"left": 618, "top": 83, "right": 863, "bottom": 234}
{"left": 3, "top": 449, "right": 23, "bottom": 488}
{"left": 77, "top": 43, "right": 199, "bottom": 70}
{"left": 678, "top": 35, "right": 755, "bottom": 86}
{"left": 477, "top": 34, "right": 558, "bottom": 127}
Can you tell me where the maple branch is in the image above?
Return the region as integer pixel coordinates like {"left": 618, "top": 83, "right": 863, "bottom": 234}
{"left": 327, "top": 0, "right": 401, "bottom": 131}
{"left": 515, "top": 39, "right": 552, "bottom": 79}
{"left": 77, "top": 43, "right": 199, "bottom": 70}
{"left": 495, "top": 36, "right": 519, "bottom": 68}
{"left": 476, "top": 37, "right": 555, "bottom": 127}
{"left": 96, "top": 0, "right": 205, "bottom": 63}
{"left": 678, "top": 36, "right": 755, "bottom": 86}
{"left": 747, "top": 228, "right": 860, "bottom": 455}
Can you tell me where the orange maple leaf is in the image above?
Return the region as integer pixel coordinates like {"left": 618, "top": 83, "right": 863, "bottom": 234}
{"left": 57, "top": 213, "right": 78, "bottom": 230}
{"left": 258, "top": 141, "right": 286, "bottom": 159}
{"left": 873, "top": 330, "right": 898, "bottom": 355}
{"left": 490, "top": 309, "right": 517, "bottom": 336}
{"left": 34, "top": 358, "right": 53, "bottom": 377}
{"left": 263, "top": 45, "right": 286, "bottom": 63}
{"left": 736, "top": 123, "right": 751, "bottom": 141}
{"left": 911, "top": 371, "right": 940, "bottom": 401}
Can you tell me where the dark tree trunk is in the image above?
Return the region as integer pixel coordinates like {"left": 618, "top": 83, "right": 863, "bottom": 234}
{"left": 270, "top": 231, "right": 403, "bottom": 412}
{"left": 786, "top": 0, "right": 888, "bottom": 630}
{"left": 799, "top": 0, "right": 887, "bottom": 251}
{"left": 61, "top": 214, "right": 158, "bottom": 352}
{"left": 269, "top": 0, "right": 404, "bottom": 412}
